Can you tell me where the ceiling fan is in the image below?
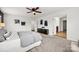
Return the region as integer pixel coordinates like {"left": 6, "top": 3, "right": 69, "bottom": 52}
{"left": 26, "top": 7, "right": 42, "bottom": 15}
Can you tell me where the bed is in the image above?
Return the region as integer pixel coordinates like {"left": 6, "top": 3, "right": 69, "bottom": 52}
{"left": 0, "top": 32, "right": 42, "bottom": 52}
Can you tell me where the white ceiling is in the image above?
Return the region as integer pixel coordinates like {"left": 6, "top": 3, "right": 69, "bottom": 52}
{"left": 1, "top": 7, "right": 69, "bottom": 16}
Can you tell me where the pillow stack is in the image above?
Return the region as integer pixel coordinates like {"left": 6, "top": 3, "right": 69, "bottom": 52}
{"left": 0, "top": 29, "right": 12, "bottom": 42}
{"left": 0, "top": 36, "right": 5, "bottom": 42}
{"left": 4, "top": 32, "right": 12, "bottom": 38}
{"left": 0, "top": 29, "right": 7, "bottom": 42}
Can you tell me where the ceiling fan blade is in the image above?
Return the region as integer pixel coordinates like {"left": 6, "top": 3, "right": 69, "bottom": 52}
{"left": 27, "top": 12, "right": 31, "bottom": 13}
{"left": 26, "top": 8, "right": 32, "bottom": 10}
{"left": 35, "top": 7, "right": 39, "bottom": 10}
{"left": 35, "top": 11, "right": 42, "bottom": 13}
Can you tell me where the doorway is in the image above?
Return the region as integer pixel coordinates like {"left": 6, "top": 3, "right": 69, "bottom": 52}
{"left": 56, "top": 17, "right": 67, "bottom": 38}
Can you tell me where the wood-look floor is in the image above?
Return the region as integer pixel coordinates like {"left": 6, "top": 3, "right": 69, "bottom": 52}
{"left": 56, "top": 32, "right": 66, "bottom": 38}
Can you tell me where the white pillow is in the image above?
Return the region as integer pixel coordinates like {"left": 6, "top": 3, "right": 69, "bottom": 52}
{"left": 4, "top": 32, "right": 12, "bottom": 38}
{"left": 0, "top": 36, "right": 6, "bottom": 42}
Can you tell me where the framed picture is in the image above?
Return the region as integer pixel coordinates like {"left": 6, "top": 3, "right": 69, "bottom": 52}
{"left": 15, "top": 19, "right": 20, "bottom": 24}
{"left": 40, "top": 19, "right": 43, "bottom": 25}
{"left": 44, "top": 20, "right": 48, "bottom": 26}
{"left": 21, "top": 22, "right": 26, "bottom": 26}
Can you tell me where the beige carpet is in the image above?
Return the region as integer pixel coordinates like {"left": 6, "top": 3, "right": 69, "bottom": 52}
{"left": 28, "top": 34, "right": 71, "bottom": 52}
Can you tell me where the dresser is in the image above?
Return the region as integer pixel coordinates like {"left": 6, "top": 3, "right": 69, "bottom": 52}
{"left": 37, "top": 28, "right": 49, "bottom": 34}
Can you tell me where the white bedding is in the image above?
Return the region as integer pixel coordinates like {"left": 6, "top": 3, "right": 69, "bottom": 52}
{"left": 0, "top": 32, "right": 41, "bottom": 52}
{"left": 18, "top": 31, "right": 42, "bottom": 47}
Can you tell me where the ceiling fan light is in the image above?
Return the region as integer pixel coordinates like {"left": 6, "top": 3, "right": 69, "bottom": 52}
{"left": 33, "top": 12, "right": 35, "bottom": 13}
{"left": 33, "top": 12, "right": 36, "bottom": 15}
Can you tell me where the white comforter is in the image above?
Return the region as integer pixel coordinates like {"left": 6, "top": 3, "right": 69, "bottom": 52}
{"left": 18, "top": 31, "right": 42, "bottom": 47}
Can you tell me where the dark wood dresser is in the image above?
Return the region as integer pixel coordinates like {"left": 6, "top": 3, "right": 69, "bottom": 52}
{"left": 37, "top": 28, "right": 49, "bottom": 34}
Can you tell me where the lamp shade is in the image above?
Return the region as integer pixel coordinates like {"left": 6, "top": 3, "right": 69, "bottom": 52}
{"left": 0, "top": 23, "right": 5, "bottom": 27}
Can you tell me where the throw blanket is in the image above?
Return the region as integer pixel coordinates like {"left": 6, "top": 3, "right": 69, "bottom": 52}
{"left": 18, "top": 31, "right": 42, "bottom": 47}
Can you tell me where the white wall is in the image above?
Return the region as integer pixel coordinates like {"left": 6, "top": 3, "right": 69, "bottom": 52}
{"left": 53, "top": 17, "right": 60, "bottom": 35}
{"left": 4, "top": 14, "right": 32, "bottom": 32}
{"left": 67, "top": 8, "right": 79, "bottom": 41}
